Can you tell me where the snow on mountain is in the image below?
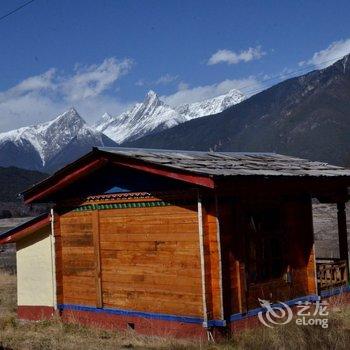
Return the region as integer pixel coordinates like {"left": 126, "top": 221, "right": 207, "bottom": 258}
{"left": 95, "top": 88, "right": 244, "bottom": 143}
{"left": 175, "top": 89, "right": 244, "bottom": 121}
{"left": 95, "top": 90, "right": 187, "bottom": 143}
{"left": 0, "top": 88, "right": 244, "bottom": 171}
{"left": 0, "top": 108, "right": 116, "bottom": 171}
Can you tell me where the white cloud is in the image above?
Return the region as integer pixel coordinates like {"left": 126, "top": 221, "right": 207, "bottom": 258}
{"left": 164, "top": 76, "right": 262, "bottom": 106}
{"left": 155, "top": 74, "right": 178, "bottom": 85}
{"left": 14, "top": 69, "right": 56, "bottom": 93}
{"left": 0, "top": 58, "right": 133, "bottom": 132}
{"left": 135, "top": 74, "right": 178, "bottom": 87}
{"left": 299, "top": 38, "right": 350, "bottom": 69}
{"left": 135, "top": 79, "right": 145, "bottom": 86}
{"left": 62, "top": 57, "right": 132, "bottom": 101}
{"left": 177, "top": 82, "right": 189, "bottom": 91}
{"left": 208, "top": 46, "right": 265, "bottom": 65}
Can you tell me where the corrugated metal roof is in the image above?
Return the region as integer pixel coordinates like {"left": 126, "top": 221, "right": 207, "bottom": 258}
{"left": 96, "top": 147, "right": 350, "bottom": 177}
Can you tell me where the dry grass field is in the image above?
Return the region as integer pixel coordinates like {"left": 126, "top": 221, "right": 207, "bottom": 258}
{"left": 0, "top": 270, "right": 349, "bottom": 350}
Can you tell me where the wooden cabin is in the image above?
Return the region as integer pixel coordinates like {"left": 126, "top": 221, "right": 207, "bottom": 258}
{"left": 1, "top": 147, "right": 350, "bottom": 338}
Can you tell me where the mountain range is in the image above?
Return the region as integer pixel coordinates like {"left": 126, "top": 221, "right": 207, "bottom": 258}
{"left": 94, "top": 89, "right": 244, "bottom": 143}
{"left": 1, "top": 54, "right": 350, "bottom": 173}
{"left": 126, "top": 54, "right": 350, "bottom": 167}
{"left": 0, "top": 89, "right": 244, "bottom": 172}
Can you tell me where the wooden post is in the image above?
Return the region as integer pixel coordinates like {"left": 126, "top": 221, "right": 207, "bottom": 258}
{"left": 50, "top": 209, "right": 57, "bottom": 310}
{"left": 214, "top": 195, "right": 225, "bottom": 322}
{"left": 92, "top": 210, "right": 103, "bottom": 308}
{"left": 306, "top": 196, "right": 318, "bottom": 295}
{"left": 197, "top": 193, "right": 208, "bottom": 327}
{"left": 235, "top": 261, "right": 243, "bottom": 313}
{"left": 337, "top": 202, "right": 350, "bottom": 282}
{"left": 53, "top": 212, "right": 63, "bottom": 306}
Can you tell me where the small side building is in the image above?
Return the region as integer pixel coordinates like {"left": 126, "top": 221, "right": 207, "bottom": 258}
{"left": 1, "top": 147, "right": 349, "bottom": 338}
{"left": 0, "top": 213, "right": 55, "bottom": 319}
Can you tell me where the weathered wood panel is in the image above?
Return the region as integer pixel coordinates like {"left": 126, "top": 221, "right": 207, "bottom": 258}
{"left": 59, "top": 211, "right": 96, "bottom": 306}
{"left": 57, "top": 198, "right": 203, "bottom": 316}
{"left": 99, "top": 203, "right": 203, "bottom": 317}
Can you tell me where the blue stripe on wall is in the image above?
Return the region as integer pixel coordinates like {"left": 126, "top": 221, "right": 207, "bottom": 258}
{"left": 59, "top": 289, "right": 349, "bottom": 328}
{"left": 320, "top": 284, "right": 350, "bottom": 298}
{"left": 58, "top": 304, "right": 205, "bottom": 325}
{"left": 229, "top": 294, "right": 319, "bottom": 322}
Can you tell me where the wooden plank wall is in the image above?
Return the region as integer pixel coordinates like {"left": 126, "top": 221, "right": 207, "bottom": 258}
{"left": 55, "top": 193, "right": 317, "bottom": 320}
{"left": 99, "top": 203, "right": 202, "bottom": 317}
{"left": 56, "top": 198, "right": 204, "bottom": 318}
{"left": 59, "top": 211, "right": 97, "bottom": 306}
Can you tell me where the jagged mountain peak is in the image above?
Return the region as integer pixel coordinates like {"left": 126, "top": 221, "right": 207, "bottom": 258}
{"left": 141, "top": 90, "right": 163, "bottom": 110}
{"left": 95, "top": 90, "right": 182, "bottom": 143}
{"left": 146, "top": 90, "right": 158, "bottom": 99}
{"left": 58, "top": 107, "right": 82, "bottom": 120}
{"left": 43, "top": 108, "right": 86, "bottom": 130}
{"left": 0, "top": 108, "right": 116, "bottom": 171}
{"left": 95, "top": 88, "right": 245, "bottom": 143}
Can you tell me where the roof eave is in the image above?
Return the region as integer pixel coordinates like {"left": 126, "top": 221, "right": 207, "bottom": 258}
{"left": 22, "top": 148, "right": 216, "bottom": 204}
{"left": 0, "top": 213, "right": 51, "bottom": 244}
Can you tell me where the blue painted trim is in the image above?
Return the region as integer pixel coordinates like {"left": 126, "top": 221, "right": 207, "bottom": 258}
{"left": 59, "top": 288, "right": 349, "bottom": 327}
{"left": 320, "top": 284, "right": 350, "bottom": 298}
{"left": 229, "top": 294, "right": 319, "bottom": 322}
{"left": 207, "top": 319, "right": 226, "bottom": 327}
{"left": 58, "top": 304, "right": 225, "bottom": 327}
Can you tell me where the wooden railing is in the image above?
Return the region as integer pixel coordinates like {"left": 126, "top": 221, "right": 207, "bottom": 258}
{"left": 316, "top": 259, "right": 348, "bottom": 291}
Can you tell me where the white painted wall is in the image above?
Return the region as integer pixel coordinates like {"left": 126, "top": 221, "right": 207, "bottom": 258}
{"left": 16, "top": 227, "right": 54, "bottom": 306}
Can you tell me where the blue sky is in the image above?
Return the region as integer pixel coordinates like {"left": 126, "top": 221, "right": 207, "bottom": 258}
{"left": 1, "top": 0, "right": 350, "bottom": 131}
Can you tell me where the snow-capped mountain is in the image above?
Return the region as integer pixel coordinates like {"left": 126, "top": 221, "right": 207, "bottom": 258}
{"left": 126, "top": 54, "right": 350, "bottom": 167}
{"left": 0, "top": 88, "right": 244, "bottom": 172}
{"left": 0, "top": 108, "right": 116, "bottom": 172}
{"left": 175, "top": 89, "right": 244, "bottom": 120}
{"left": 95, "top": 89, "right": 244, "bottom": 143}
{"left": 95, "top": 91, "right": 186, "bottom": 143}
